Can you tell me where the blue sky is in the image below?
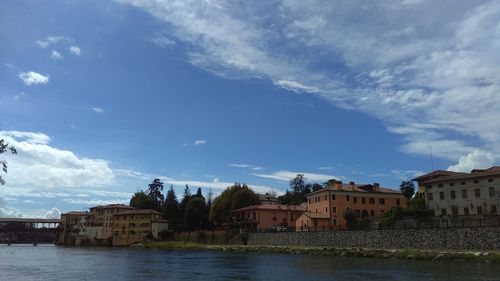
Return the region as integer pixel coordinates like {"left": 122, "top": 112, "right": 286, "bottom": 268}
{"left": 1, "top": 0, "right": 499, "bottom": 217}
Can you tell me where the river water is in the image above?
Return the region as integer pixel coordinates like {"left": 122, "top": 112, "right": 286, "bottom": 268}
{"left": 1, "top": 245, "right": 499, "bottom": 280}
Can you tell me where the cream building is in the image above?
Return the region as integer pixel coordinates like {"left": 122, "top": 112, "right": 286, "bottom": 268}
{"left": 413, "top": 167, "right": 500, "bottom": 216}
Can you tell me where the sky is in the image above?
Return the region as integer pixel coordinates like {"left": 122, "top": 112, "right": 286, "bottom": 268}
{"left": 1, "top": 0, "right": 499, "bottom": 218}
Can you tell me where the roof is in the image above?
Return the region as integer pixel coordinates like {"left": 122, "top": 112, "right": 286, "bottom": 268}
{"left": 62, "top": 211, "right": 87, "bottom": 216}
{"left": 418, "top": 166, "right": 500, "bottom": 184}
{"left": 307, "top": 182, "right": 402, "bottom": 196}
{"left": 233, "top": 203, "right": 306, "bottom": 213}
{"left": 91, "top": 204, "right": 134, "bottom": 210}
{"left": 300, "top": 212, "right": 330, "bottom": 219}
{"left": 412, "top": 170, "right": 465, "bottom": 182}
{"left": 114, "top": 209, "right": 162, "bottom": 216}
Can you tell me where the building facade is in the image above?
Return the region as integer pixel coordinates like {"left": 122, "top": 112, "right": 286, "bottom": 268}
{"left": 413, "top": 166, "right": 500, "bottom": 216}
{"left": 303, "top": 180, "right": 406, "bottom": 229}
{"left": 58, "top": 211, "right": 87, "bottom": 245}
{"left": 86, "top": 204, "right": 134, "bottom": 240}
{"left": 233, "top": 204, "right": 306, "bottom": 231}
{"left": 112, "top": 209, "right": 168, "bottom": 246}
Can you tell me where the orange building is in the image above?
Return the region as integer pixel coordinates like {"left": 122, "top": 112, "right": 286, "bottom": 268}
{"left": 86, "top": 204, "right": 134, "bottom": 240}
{"left": 58, "top": 211, "right": 87, "bottom": 245}
{"left": 297, "top": 180, "right": 406, "bottom": 230}
{"left": 233, "top": 204, "right": 306, "bottom": 231}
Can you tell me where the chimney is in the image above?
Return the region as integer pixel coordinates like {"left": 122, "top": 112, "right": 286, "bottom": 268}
{"left": 373, "top": 183, "right": 380, "bottom": 192}
{"left": 335, "top": 180, "right": 343, "bottom": 190}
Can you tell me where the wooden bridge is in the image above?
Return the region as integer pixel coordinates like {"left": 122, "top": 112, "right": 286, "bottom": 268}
{"left": 0, "top": 217, "right": 61, "bottom": 244}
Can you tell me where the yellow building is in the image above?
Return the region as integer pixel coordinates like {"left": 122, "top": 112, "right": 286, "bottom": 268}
{"left": 112, "top": 209, "right": 169, "bottom": 246}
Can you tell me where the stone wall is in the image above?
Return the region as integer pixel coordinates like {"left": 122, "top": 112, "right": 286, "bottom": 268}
{"left": 247, "top": 227, "right": 500, "bottom": 250}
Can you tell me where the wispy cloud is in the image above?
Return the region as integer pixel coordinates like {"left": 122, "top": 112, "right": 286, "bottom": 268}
{"left": 193, "top": 139, "right": 206, "bottom": 145}
{"left": 118, "top": 0, "right": 500, "bottom": 167}
{"left": 18, "top": 71, "right": 49, "bottom": 85}
{"left": 50, "top": 50, "right": 64, "bottom": 60}
{"left": 69, "top": 46, "right": 81, "bottom": 56}
{"left": 253, "top": 170, "right": 338, "bottom": 183}
{"left": 150, "top": 36, "right": 176, "bottom": 48}
{"left": 229, "top": 163, "right": 262, "bottom": 171}
{"left": 92, "top": 107, "right": 104, "bottom": 113}
{"left": 36, "top": 36, "right": 72, "bottom": 48}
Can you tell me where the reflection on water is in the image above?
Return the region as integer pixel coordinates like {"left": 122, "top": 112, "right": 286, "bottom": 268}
{"left": 0, "top": 244, "right": 499, "bottom": 281}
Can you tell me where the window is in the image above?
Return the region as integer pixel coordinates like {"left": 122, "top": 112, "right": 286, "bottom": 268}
{"left": 362, "top": 198, "right": 366, "bottom": 204}
{"left": 332, "top": 206, "right": 337, "bottom": 213}
{"left": 491, "top": 205, "right": 497, "bottom": 214}
{"left": 332, "top": 194, "right": 336, "bottom": 200}
{"left": 439, "top": 192, "right": 445, "bottom": 200}
{"left": 333, "top": 218, "right": 337, "bottom": 226}
{"left": 441, "top": 209, "right": 447, "bottom": 216}
{"left": 325, "top": 207, "right": 328, "bottom": 213}
{"left": 474, "top": 188, "right": 481, "bottom": 198}
{"left": 438, "top": 184, "right": 443, "bottom": 187}
{"left": 426, "top": 185, "right": 432, "bottom": 189}
{"left": 379, "top": 198, "right": 385, "bottom": 205}
{"left": 450, "top": 190, "right": 456, "bottom": 199}
{"left": 449, "top": 183, "right": 455, "bottom": 186}
{"left": 477, "top": 206, "right": 483, "bottom": 215}
{"left": 381, "top": 210, "right": 385, "bottom": 213}
{"left": 473, "top": 180, "right": 479, "bottom": 184}
{"left": 370, "top": 210, "right": 375, "bottom": 216}
{"left": 488, "top": 178, "right": 494, "bottom": 183}
{"left": 452, "top": 207, "right": 458, "bottom": 216}
{"left": 461, "top": 182, "right": 466, "bottom": 185}
{"left": 462, "top": 189, "right": 468, "bottom": 198}
{"left": 489, "top": 187, "right": 495, "bottom": 197}
{"left": 346, "top": 195, "right": 350, "bottom": 201}
{"left": 308, "top": 199, "right": 311, "bottom": 204}
{"left": 252, "top": 212, "right": 256, "bottom": 220}
{"left": 353, "top": 197, "right": 358, "bottom": 203}
{"left": 325, "top": 195, "right": 327, "bottom": 201}
{"left": 396, "top": 199, "right": 400, "bottom": 205}
{"left": 464, "top": 207, "right": 470, "bottom": 215}
{"left": 369, "top": 198, "right": 375, "bottom": 204}
{"left": 428, "top": 193, "right": 433, "bottom": 200}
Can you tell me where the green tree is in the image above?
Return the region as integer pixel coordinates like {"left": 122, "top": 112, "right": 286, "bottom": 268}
{"left": 343, "top": 208, "right": 359, "bottom": 230}
{"left": 181, "top": 184, "right": 192, "bottom": 210}
{"left": 311, "top": 183, "right": 323, "bottom": 192}
{"left": 163, "top": 185, "right": 180, "bottom": 229}
{"left": 185, "top": 197, "right": 208, "bottom": 231}
{"left": 0, "top": 139, "right": 17, "bottom": 185}
{"left": 147, "top": 178, "right": 165, "bottom": 210}
{"left": 290, "top": 174, "right": 306, "bottom": 194}
{"left": 399, "top": 180, "right": 415, "bottom": 201}
{"left": 210, "top": 183, "right": 260, "bottom": 225}
{"left": 130, "top": 190, "right": 156, "bottom": 209}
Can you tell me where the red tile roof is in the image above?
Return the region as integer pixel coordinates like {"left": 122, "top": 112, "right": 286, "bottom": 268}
{"left": 233, "top": 204, "right": 306, "bottom": 213}
{"left": 308, "top": 183, "right": 402, "bottom": 196}
{"left": 418, "top": 166, "right": 500, "bottom": 184}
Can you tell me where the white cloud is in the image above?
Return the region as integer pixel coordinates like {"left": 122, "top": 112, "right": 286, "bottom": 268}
{"left": 18, "top": 71, "right": 49, "bottom": 85}
{"left": 118, "top": 0, "right": 500, "bottom": 166}
{"left": 63, "top": 198, "right": 127, "bottom": 206}
{"left": 93, "top": 107, "right": 104, "bottom": 113}
{"left": 447, "top": 150, "right": 495, "bottom": 173}
{"left": 193, "top": 139, "right": 206, "bottom": 145}
{"left": 36, "top": 36, "right": 72, "bottom": 48}
{"left": 0, "top": 130, "right": 115, "bottom": 189}
{"left": 150, "top": 36, "right": 176, "bottom": 48}
{"left": 46, "top": 207, "right": 61, "bottom": 219}
{"left": 69, "top": 46, "right": 81, "bottom": 56}
{"left": 50, "top": 50, "right": 64, "bottom": 60}
{"left": 0, "top": 197, "right": 21, "bottom": 217}
{"left": 229, "top": 163, "right": 262, "bottom": 170}
{"left": 253, "top": 170, "right": 338, "bottom": 183}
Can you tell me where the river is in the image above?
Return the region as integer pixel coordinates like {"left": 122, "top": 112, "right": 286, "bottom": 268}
{"left": 1, "top": 245, "right": 499, "bottom": 280}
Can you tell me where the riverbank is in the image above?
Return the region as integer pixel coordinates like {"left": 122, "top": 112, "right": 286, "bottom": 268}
{"left": 143, "top": 241, "right": 500, "bottom": 263}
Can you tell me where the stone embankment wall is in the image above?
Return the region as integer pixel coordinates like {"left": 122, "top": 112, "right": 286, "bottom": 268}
{"left": 248, "top": 227, "right": 500, "bottom": 250}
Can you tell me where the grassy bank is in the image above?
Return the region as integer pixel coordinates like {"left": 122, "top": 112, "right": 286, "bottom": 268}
{"left": 142, "top": 241, "right": 500, "bottom": 263}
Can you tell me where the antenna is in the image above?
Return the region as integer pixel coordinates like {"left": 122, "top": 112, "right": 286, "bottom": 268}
{"left": 429, "top": 145, "right": 434, "bottom": 171}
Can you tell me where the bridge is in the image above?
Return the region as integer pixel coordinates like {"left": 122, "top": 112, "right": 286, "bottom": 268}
{"left": 0, "top": 217, "right": 61, "bottom": 244}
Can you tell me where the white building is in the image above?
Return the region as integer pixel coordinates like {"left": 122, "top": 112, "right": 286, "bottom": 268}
{"left": 413, "top": 167, "right": 500, "bottom": 216}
